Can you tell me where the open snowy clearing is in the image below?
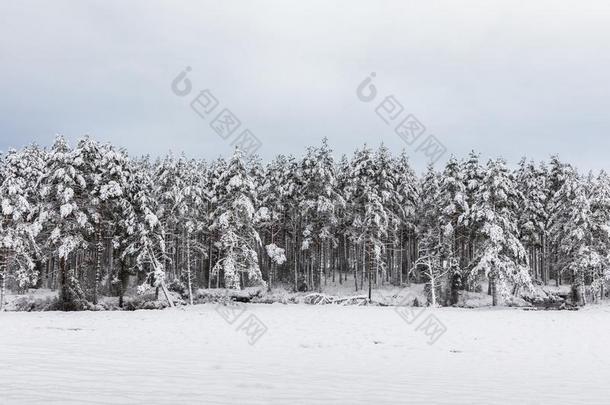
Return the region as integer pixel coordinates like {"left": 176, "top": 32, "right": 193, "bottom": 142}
{"left": 1, "top": 305, "right": 610, "bottom": 405}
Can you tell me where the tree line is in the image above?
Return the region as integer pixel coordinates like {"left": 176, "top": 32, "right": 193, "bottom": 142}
{"left": 0, "top": 136, "right": 608, "bottom": 309}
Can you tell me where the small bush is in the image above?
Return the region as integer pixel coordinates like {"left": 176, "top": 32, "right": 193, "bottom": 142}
{"left": 12, "top": 296, "right": 58, "bottom": 312}
{"left": 168, "top": 279, "right": 187, "bottom": 297}
{"left": 123, "top": 291, "right": 185, "bottom": 311}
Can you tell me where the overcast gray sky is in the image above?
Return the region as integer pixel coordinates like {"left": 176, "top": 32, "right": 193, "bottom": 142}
{"left": 1, "top": 0, "right": 610, "bottom": 171}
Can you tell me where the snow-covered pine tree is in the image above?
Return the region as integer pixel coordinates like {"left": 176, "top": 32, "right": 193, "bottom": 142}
{"left": 334, "top": 154, "right": 352, "bottom": 287}
{"left": 515, "top": 158, "right": 547, "bottom": 282}
{"left": 38, "top": 136, "right": 92, "bottom": 309}
{"left": 0, "top": 145, "right": 46, "bottom": 306}
{"left": 74, "top": 137, "right": 133, "bottom": 304}
{"left": 545, "top": 155, "right": 574, "bottom": 285}
{"left": 205, "top": 157, "right": 227, "bottom": 288}
{"left": 298, "top": 138, "right": 344, "bottom": 292}
{"left": 438, "top": 156, "right": 468, "bottom": 301}
{"left": 461, "top": 151, "right": 484, "bottom": 270}
{"left": 470, "top": 158, "right": 533, "bottom": 305}
{"left": 258, "top": 155, "right": 291, "bottom": 290}
{"left": 211, "top": 148, "right": 264, "bottom": 289}
{"left": 374, "top": 144, "right": 401, "bottom": 286}
{"left": 153, "top": 152, "right": 187, "bottom": 282}
{"left": 152, "top": 153, "right": 208, "bottom": 302}
{"left": 122, "top": 156, "right": 174, "bottom": 306}
{"left": 555, "top": 175, "right": 595, "bottom": 305}
{"left": 279, "top": 155, "right": 301, "bottom": 291}
{"left": 187, "top": 158, "right": 210, "bottom": 302}
{"left": 246, "top": 153, "right": 269, "bottom": 285}
{"left": 347, "top": 145, "right": 389, "bottom": 300}
{"left": 394, "top": 151, "right": 419, "bottom": 286}
{"left": 589, "top": 170, "right": 610, "bottom": 300}
{"left": 414, "top": 164, "right": 447, "bottom": 304}
{"left": 174, "top": 157, "right": 208, "bottom": 304}
{"left": 106, "top": 155, "right": 145, "bottom": 307}
{"left": 552, "top": 171, "right": 610, "bottom": 305}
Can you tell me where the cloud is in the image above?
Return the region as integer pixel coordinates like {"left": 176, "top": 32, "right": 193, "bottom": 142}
{"left": 1, "top": 0, "right": 609, "bottom": 171}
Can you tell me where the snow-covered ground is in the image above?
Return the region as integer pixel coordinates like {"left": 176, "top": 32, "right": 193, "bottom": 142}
{"left": 1, "top": 304, "right": 609, "bottom": 405}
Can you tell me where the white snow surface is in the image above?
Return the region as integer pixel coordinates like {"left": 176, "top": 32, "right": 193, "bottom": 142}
{"left": 1, "top": 304, "right": 610, "bottom": 404}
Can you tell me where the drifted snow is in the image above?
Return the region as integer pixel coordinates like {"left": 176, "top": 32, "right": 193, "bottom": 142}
{"left": 1, "top": 305, "right": 610, "bottom": 404}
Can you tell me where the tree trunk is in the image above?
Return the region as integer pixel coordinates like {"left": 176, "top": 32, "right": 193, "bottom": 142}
{"left": 342, "top": 235, "right": 348, "bottom": 285}
{"left": 59, "top": 256, "right": 70, "bottom": 308}
{"left": 353, "top": 244, "right": 358, "bottom": 292}
{"left": 294, "top": 244, "right": 298, "bottom": 292}
{"left": 398, "top": 235, "right": 403, "bottom": 286}
{"left": 360, "top": 246, "right": 365, "bottom": 291}
{"left": 93, "top": 226, "right": 103, "bottom": 305}
{"left": 0, "top": 271, "right": 5, "bottom": 310}
{"left": 318, "top": 244, "right": 323, "bottom": 293}
{"left": 207, "top": 237, "right": 213, "bottom": 289}
{"left": 310, "top": 252, "right": 314, "bottom": 290}
{"left": 186, "top": 235, "right": 193, "bottom": 305}
{"left": 108, "top": 236, "right": 114, "bottom": 290}
{"left": 0, "top": 249, "right": 5, "bottom": 310}
{"left": 491, "top": 274, "right": 498, "bottom": 306}
{"left": 368, "top": 244, "right": 372, "bottom": 301}
{"left": 541, "top": 234, "right": 547, "bottom": 285}
{"left": 331, "top": 244, "right": 335, "bottom": 284}
{"left": 118, "top": 261, "right": 127, "bottom": 308}
{"left": 160, "top": 279, "right": 175, "bottom": 308}
{"left": 429, "top": 263, "right": 437, "bottom": 307}
{"left": 267, "top": 232, "right": 273, "bottom": 292}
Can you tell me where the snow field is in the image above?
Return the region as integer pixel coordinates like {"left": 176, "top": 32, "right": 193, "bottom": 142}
{"left": 1, "top": 304, "right": 610, "bottom": 404}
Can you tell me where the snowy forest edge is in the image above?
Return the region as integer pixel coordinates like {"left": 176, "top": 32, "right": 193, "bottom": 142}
{"left": 0, "top": 135, "right": 609, "bottom": 311}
